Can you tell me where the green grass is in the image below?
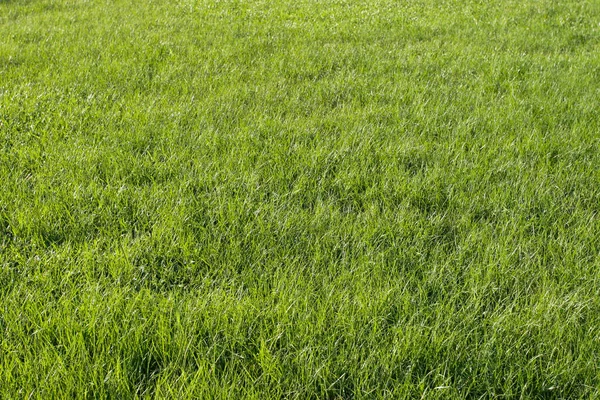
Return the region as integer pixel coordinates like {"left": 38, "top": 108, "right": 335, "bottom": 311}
{"left": 1, "top": 0, "right": 600, "bottom": 397}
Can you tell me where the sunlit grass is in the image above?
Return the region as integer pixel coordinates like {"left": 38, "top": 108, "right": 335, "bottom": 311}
{"left": 1, "top": 0, "right": 600, "bottom": 397}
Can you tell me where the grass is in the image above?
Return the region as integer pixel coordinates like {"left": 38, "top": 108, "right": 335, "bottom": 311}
{"left": 1, "top": 0, "right": 600, "bottom": 397}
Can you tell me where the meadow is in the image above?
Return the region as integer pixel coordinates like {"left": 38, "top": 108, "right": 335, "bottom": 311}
{"left": 1, "top": 0, "right": 600, "bottom": 397}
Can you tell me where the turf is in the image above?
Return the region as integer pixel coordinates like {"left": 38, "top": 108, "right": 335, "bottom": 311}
{"left": 1, "top": 0, "right": 600, "bottom": 398}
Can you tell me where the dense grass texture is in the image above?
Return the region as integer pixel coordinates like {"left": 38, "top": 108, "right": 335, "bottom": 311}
{"left": 1, "top": 0, "right": 600, "bottom": 398}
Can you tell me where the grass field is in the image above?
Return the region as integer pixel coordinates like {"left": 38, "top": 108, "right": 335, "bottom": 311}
{"left": 1, "top": 0, "right": 600, "bottom": 398}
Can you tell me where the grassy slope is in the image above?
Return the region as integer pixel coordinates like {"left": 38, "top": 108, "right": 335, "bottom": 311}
{"left": 1, "top": 0, "right": 600, "bottom": 397}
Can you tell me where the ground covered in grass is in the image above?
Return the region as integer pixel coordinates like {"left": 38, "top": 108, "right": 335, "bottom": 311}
{"left": 1, "top": 0, "right": 600, "bottom": 397}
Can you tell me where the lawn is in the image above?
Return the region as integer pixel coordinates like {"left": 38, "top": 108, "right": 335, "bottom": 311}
{"left": 1, "top": 0, "right": 600, "bottom": 398}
